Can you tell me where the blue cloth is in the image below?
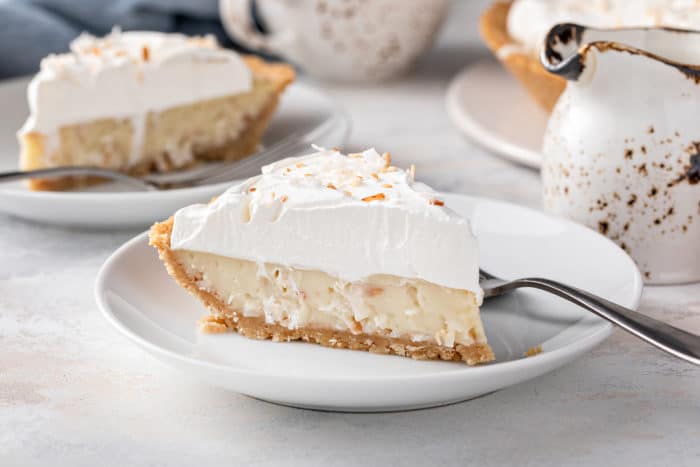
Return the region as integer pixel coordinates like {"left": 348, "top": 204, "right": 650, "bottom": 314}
{"left": 0, "top": 0, "right": 237, "bottom": 79}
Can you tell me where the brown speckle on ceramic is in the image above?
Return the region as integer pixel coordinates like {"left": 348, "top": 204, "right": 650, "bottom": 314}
{"left": 304, "top": 0, "right": 448, "bottom": 81}
{"left": 544, "top": 105, "right": 700, "bottom": 282}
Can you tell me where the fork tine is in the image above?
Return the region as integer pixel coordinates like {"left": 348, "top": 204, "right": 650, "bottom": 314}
{"left": 143, "top": 129, "right": 307, "bottom": 187}
{"left": 479, "top": 269, "right": 498, "bottom": 281}
{"left": 215, "top": 113, "right": 346, "bottom": 179}
{"left": 149, "top": 112, "right": 347, "bottom": 189}
{"left": 144, "top": 113, "right": 350, "bottom": 189}
{"left": 209, "top": 137, "right": 305, "bottom": 175}
{"left": 197, "top": 139, "right": 309, "bottom": 185}
{"left": 188, "top": 124, "right": 315, "bottom": 184}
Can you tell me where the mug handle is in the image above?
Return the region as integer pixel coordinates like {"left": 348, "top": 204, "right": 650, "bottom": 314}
{"left": 219, "top": 0, "right": 295, "bottom": 56}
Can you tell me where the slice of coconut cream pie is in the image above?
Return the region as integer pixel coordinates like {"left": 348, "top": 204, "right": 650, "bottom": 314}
{"left": 19, "top": 29, "right": 294, "bottom": 190}
{"left": 150, "top": 147, "right": 493, "bottom": 365}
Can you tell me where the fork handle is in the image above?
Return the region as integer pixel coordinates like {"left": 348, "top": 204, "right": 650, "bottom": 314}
{"left": 513, "top": 278, "right": 700, "bottom": 365}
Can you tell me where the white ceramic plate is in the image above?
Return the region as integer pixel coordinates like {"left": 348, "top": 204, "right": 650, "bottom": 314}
{"left": 0, "top": 77, "right": 349, "bottom": 228}
{"left": 95, "top": 194, "right": 643, "bottom": 412}
{"left": 446, "top": 59, "right": 549, "bottom": 169}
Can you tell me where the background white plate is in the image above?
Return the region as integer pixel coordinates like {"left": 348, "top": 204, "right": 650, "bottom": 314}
{"left": 446, "top": 59, "right": 549, "bottom": 169}
{"left": 0, "top": 77, "right": 349, "bottom": 228}
{"left": 95, "top": 194, "right": 643, "bottom": 412}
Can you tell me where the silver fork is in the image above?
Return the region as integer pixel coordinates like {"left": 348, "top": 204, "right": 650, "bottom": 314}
{"left": 480, "top": 269, "right": 700, "bottom": 365}
{"left": 0, "top": 113, "right": 349, "bottom": 191}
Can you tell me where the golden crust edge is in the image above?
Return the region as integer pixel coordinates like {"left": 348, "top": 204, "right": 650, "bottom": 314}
{"left": 480, "top": 0, "right": 566, "bottom": 112}
{"left": 148, "top": 218, "right": 495, "bottom": 366}
{"left": 242, "top": 55, "right": 295, "bottom": 91}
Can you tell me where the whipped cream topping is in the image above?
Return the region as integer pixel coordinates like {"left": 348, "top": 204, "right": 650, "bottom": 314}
{"left": 20, "top": 29, "right": 252, "bottom": 135}
{"left": 508, "top": 0, "right": 700, "bottom": 55}
{"left": 171, "top": 147, "right": 481, "bottom": 296}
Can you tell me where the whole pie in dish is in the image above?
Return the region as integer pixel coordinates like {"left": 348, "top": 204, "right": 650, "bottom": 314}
{"left": 149, "top": 147, "right": 494, "bottom": 365}
{"left": 481, "top": 0, "right": 700, "bottom": 112}
{"left": 18, "top": 29, "right": 294, "bottom": 191}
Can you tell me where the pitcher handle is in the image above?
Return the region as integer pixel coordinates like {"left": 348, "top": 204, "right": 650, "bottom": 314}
{"left": 219, "top": 0, "right": 296, "bottom": 56}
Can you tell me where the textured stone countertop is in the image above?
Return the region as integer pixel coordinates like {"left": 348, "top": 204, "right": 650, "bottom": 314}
{"left": 2, "top": 2, "right": 699, "bottom": 466}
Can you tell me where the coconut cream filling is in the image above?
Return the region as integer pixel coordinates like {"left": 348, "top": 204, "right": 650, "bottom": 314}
{"left": 176, "top": 250, "right": 486, "bottom": 347}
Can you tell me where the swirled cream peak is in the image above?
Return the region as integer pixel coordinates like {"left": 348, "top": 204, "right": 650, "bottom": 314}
{"left": 508, "top": 0, "right": 700, "bottom": 55}
{"left": 20, "top": 29, "right": 251, "bottom": 134}
{"left": 170, "top": 147, "right": 481, "bottom": 295}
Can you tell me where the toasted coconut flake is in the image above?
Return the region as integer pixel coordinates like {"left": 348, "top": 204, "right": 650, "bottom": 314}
{"left": 326, "top": 183, "right": 337, "bottom": 190}
{"left": 350, "top": 175, "right": 363, "bottom": 187}
{"left": 381, "top": 152, "right": 392, "bottom": 168}
{"left": 285, "top": 167, "right": 292, "bottom": 173}
{"left": 332, "top": 147, "right": 341, "bottom": 152}
{"left": 428, "top": 198, "right": 444, "bottom": 206}
{"left": 280, "top": 195, "right": 288, "bottom": 203}
{"left": 90, "top": 46, "right": 101, "bottom": 56}
{"left": 349, "top": 153, "right": 363, "bottom": 159}
{"left": 525, "top": 345, "right": 543, "bottom": 357}
{"left": 295, "top": 162, "right": 306, "bottom": 168}
{"left": 362, "top": 193, "right": 386, "bottom": 202}
{"left": 381, "top": 166, "right": 398, "bottom": 173}
{"left": 248, "top": 187, "right": 257, "bottom": 192}
{"left": 383, "top": 183, "right": 393, "bottom": 189}
{"left": 141, "top": 45, "right": 150, "bottom": 61}
{"left": 370, "top": 172, "right": 379, "bottom": 181}
{"left": 351, "top": 318, "right": 363, "bottom": 333}
{"left": 304, "top": 173, "right": 313, "bottom": 177}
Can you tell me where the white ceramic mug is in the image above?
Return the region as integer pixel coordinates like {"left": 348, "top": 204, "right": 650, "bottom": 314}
{"left": 541, "top": 23, "right": 700, "bottom": 284}
{"left": 219, "top": 0, "right": 449, "bottom": 81}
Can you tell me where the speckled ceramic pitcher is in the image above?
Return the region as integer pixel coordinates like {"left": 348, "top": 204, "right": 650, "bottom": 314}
{"left": 540, "top": 23, "right": 700, "bottom": 284}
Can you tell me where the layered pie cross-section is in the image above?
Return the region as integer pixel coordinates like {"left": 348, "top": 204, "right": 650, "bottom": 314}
{"left": 150, "top": 147, "right": 494, "bottom": 365}
{"left": 18, "top": 29, "right": 294, "bottom": 190}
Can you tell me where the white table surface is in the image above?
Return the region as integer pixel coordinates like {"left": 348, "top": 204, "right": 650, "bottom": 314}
{"left": 2, "top": 2, "right": 699, "bottom": 466}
